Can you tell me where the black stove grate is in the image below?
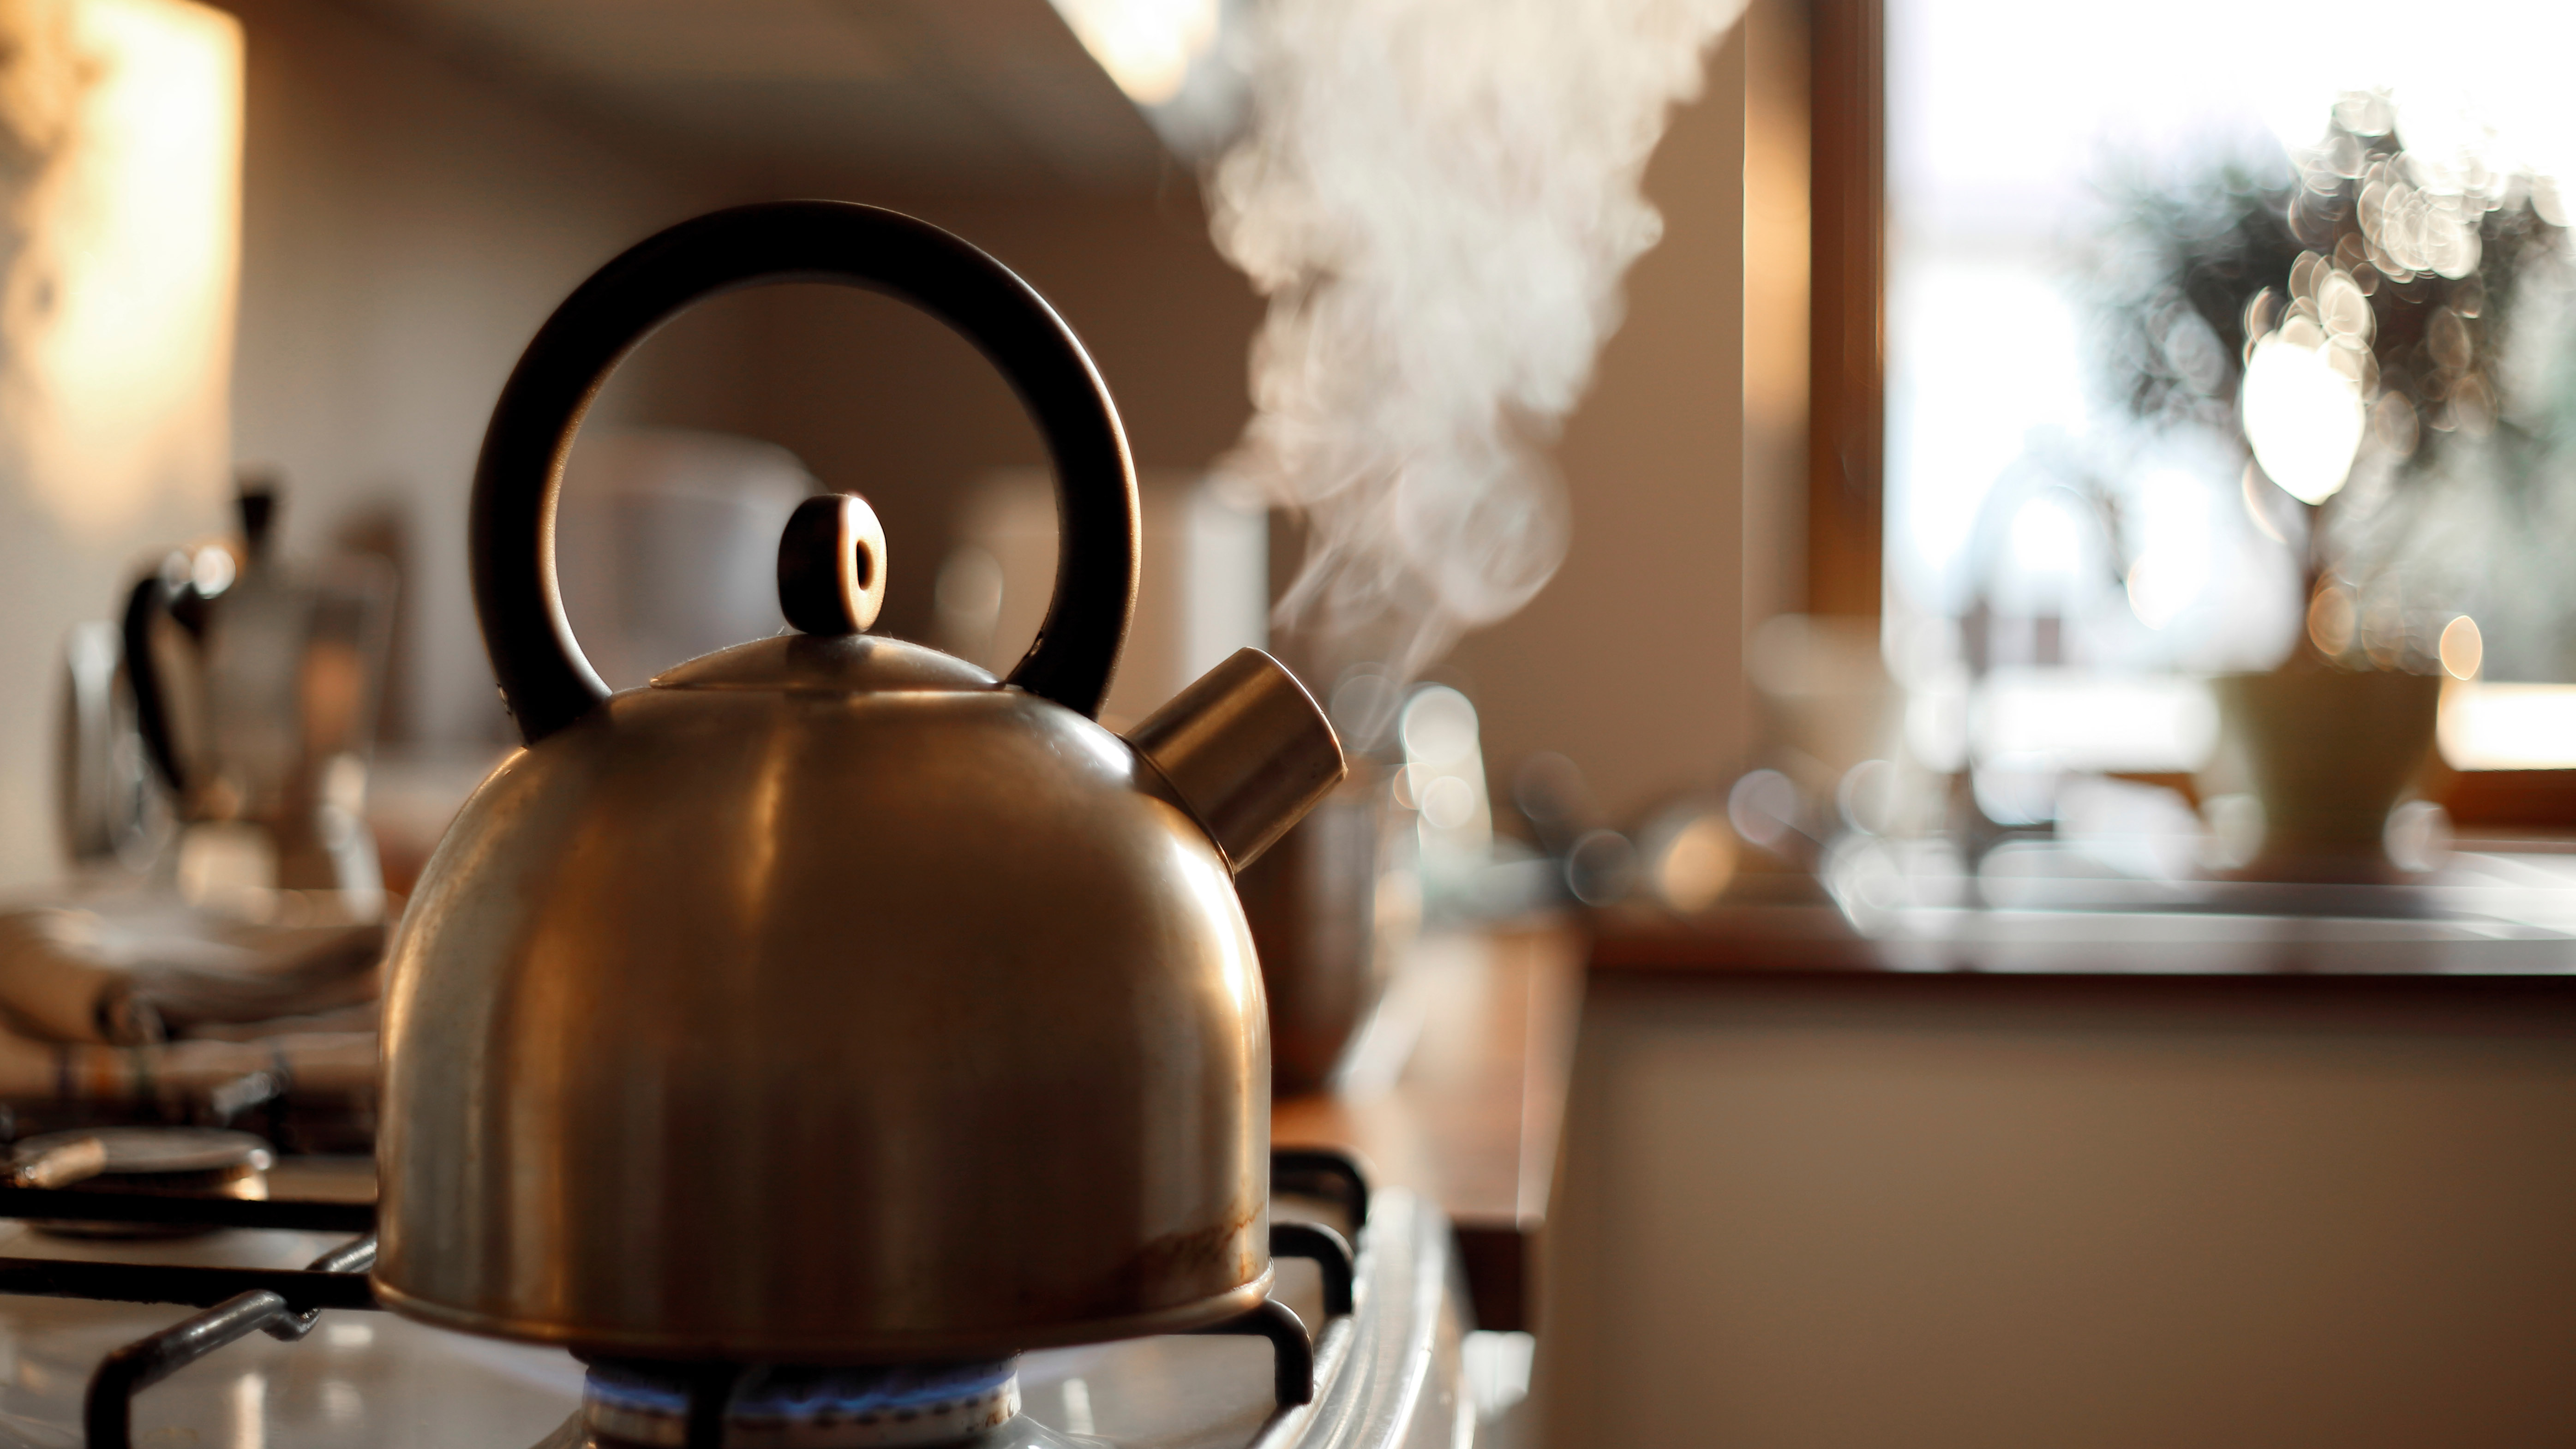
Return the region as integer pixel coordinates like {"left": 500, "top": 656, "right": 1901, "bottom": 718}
{"left": 0, "top": 1188, "right": 373, "bottom": 1234}
{"left": 0, "top": 1188, "right": 381, "bottom": 1449}
{"left": 0, "top": 1146, "right": 1370, "bottom": 1449}
{"left": 82, "top": 1233, "right": 379, "bottom": 1449}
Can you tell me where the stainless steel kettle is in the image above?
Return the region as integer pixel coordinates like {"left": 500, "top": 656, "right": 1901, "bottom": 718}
{"left": 374, "top": 203, "right": 1345, "bottom": 1361}
{"left": 119, "top": 481, "right": 395, "bottom": 904}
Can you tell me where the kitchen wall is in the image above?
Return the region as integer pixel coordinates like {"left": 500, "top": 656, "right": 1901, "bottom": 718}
{"left": 1448, "top": 36, "right": 1751, "bottom": 822}
{"left": 221, "top": 0, "right": 737, "bottom": 748}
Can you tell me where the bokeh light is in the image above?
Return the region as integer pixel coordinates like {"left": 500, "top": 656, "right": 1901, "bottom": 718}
{"left": 2307, "top": 584, "right": 2358, "bottom": 656}
{"left": 2439, "top": 614, "right": 2483, "bottom": 680}
{"left": 1653, "top": 813, "right": 1736, "bottom": 914}
{"left": 2241, "top": 332, "right": 2365, "bottom": 505}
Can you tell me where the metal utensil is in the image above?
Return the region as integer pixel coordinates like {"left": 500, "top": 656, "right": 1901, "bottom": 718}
{"left": 121, "top": 480, "right": 395, "bottom": 904}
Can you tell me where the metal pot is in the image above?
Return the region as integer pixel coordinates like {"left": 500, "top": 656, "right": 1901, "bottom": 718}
{"left": 373, "top": 203, "right": 1345, "bottom": 1362}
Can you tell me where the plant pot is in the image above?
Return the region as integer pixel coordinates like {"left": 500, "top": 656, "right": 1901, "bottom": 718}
{"left": 2205, "top": 668, "right": 2442, "bottom": 882}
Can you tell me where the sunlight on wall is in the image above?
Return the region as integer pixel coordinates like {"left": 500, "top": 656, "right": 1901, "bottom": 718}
{"left": 8, "top": 0, "right": 240, "bottom": 538}
{"left": 1045, "top": 0, "right": 1215, "bottom": 106}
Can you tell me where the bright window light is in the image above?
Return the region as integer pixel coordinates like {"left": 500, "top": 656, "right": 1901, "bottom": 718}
{"left": 2239, "top": 332, "right": 2364, "bottom": 505}
{"left": 1045, "top": 0, "right": 1217, "bottom": 107}
{"left": 2438, "top": 683, "right": 2576, "bottom": 771}
{"left": 1971, "top": 670, "right": 2219, "bottom": 772}
{"left": 1887, "top": 0, "right": 2576, "bottom": 677}
{"left": 12, "top": 0, "right": 240, "bottom": 538}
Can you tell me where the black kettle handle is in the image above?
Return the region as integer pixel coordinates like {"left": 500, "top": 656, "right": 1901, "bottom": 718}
{"left": 471, "top": 201, "right": 1141, "bottom": 745}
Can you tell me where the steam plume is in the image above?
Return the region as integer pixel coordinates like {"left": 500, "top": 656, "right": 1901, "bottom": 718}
{"left": 1209, "top": 0, "right": 1745, "bottom": 683}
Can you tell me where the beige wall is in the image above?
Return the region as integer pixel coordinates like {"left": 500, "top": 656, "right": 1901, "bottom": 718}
{"left": 1450, "top": 32, "right": 1749, "bottom": 822}
{"left": 222, "top": 0, "right": 734, "bottom": 747}
{"left": 1539, "top": 976, "right": 2576, "bottom": 1448}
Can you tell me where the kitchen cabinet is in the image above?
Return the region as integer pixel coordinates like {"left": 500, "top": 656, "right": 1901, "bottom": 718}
{"left": 1549, "top": 906, "right": 2576, "bottom": 1449}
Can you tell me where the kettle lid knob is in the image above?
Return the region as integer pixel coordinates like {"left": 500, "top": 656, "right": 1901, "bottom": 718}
{"left": 776, "top": 493, "right": 887, "bottom": 636}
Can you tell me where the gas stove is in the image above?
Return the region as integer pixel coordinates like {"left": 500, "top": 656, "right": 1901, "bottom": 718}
{"left": 0, "top": 1150, "right": 1480, "bottom": 1449}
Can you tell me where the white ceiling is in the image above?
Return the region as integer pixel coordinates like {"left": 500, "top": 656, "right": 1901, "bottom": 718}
{"left": 335, "top": 0, "right": 1178, "bottom": 191}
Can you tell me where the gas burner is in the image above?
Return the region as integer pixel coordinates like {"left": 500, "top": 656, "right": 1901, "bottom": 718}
{"left": 0, "top": 1147, "right": 1426, "bottom": 1449}
{"left": 13, "top": 1127, "right": 275, "bottom": 1238}
{"left": 583, "top": 1359, "right": 1022, "bottom": 1449}
{"left": 559, "top": 1239, "right": 1343, "bottom": 1449}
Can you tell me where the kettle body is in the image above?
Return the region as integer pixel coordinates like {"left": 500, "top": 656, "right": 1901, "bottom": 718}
{"left": 379, "top": 639, "right": 1271, "bottom": 1356}
{"left": 374, "top": 203, "right": 1341, "bottom": 1362}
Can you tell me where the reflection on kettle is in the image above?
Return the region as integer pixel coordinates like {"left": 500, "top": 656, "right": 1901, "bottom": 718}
{"left": 376, "top": 202, "right": 1349, "bottom": 1362}
{"left": 120, "top": 476, "right": 395, "bottom": 916}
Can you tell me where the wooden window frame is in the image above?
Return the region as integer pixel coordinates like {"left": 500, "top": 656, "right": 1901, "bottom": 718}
{"left": 1804, "top": 0, "right": 1883, "bottom": 619}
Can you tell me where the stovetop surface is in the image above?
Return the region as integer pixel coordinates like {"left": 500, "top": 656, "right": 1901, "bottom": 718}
{"left": 0, "top": 1189, "right": 1456, "bottom": 1449}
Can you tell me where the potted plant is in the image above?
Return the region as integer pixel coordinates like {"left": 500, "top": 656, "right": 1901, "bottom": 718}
{"left": 2089, "top": 100, "right": 2574, "bottom": 877}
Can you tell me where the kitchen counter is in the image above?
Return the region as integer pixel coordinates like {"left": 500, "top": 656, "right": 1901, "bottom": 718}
{"left": 1254, "top": 850, "right": 2576, "bottom": 1337}
{"left": 1552, "top": 867, "right": 2576, "bottom": 1449}
{"left": 1348, "top": 853, "right": 2576, "bottom": 1345}
{"left": 1271, "top": 926, "right": 1583, "bottom": 1332}
{"left": 1594, "top": 842, "right": 2576, "bottom": 978}
{"left": 1593, "top": 903, "right": 2576, "bottom": 977}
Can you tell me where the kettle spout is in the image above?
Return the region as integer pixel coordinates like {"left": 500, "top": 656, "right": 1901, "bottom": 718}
{"left": 1126, "top": 648, "right": 1344, "bottom": 873}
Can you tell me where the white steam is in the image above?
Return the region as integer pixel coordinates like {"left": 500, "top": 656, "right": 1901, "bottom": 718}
{"left": 1208, "top": 0, "right": 1745, "bottom": 682}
